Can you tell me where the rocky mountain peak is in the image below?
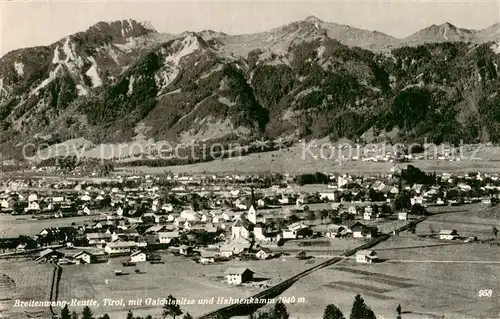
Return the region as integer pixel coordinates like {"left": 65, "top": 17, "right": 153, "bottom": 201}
{"left": 139, "top": 20, "right": 157, "bottom": 32}
{"left": 86, "top": 19, "right": 157, "bottom": 42}
{"left": 402, "top": 21, "right": 476, "bottom": 45}
{"left": 304, "top": 15, "right": 323, "bottom": 23}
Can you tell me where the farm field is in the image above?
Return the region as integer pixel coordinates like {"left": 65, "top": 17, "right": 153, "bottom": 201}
{"left": 0, "top": 258, "right": 53, "bottom": 319}
{"left": 418, "top": 203, "right": 500, "bottom": 240}
{"left": 0, "top": 214, "right": 100, "bottom": 237}
{"left": 115, "top": 158, "right": 500, "bottom": 175}
{"left": 270, "top": 238, "right": 366, "bottom": 256}
{"left": 281, "top": 240, "right": 500, "bottom": 319}
{"left": 56, "top": 252, "right": 315, "bottom": 318}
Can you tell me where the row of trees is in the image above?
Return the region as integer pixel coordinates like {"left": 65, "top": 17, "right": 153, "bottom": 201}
{"left": 59, "top": 295, "right": 189, "bottom": 319}
{"left": 254, "top": 294, "right": 392, "bottom": 319}
{"left": 59, "top": 294, "right": 401, "bottom": 319}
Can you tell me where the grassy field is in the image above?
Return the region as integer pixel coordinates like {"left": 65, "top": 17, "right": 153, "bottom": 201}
{"left": 0, "top": 258, "right": 53, "bottom": 319}
{"left": 272, "top": 238, "right": 365, "bottom": 256}
{"left": 419, "top": 203, "right": 500, "bottom": 240}
{"left": 113, "top": 143, "right": 500, "bottom": 175}
{"left": 56, "top": 252, "right": 315, "bottom": 318}
{"left": 275, "top": 203, "right": 500, "bottom": 319}
{"left": 279, "top": 238, "right": 500, "bottom": 319}
{"left": 0, "top": 214, "right": 100, "bottom": 237}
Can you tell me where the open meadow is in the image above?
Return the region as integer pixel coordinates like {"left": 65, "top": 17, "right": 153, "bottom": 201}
{"left": 276, "top": 202, "right": 500, "bottom": 319}
{"left": 55, "top": 252, "right": 316, "bottom": 318}
{"left": 270, "top": 237, "right": 366, "bottom": 257}
{"left": 279, "top": 237, "right": 500, "bottom": 319}
{"left": 419, "top": 203, "right": 500, "bottom": 239}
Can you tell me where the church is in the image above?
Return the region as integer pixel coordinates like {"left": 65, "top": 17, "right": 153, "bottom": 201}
{"left": 231, "top": 188, "right": 273, "bottom": 242}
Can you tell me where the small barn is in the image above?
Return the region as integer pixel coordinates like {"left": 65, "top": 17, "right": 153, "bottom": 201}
{"left": 255, "top": 247, "right": 274, "bottom": 260}
{"left": 179, "top": 245, "right": 194, "bottom": 256}
{"left": 36, "top": 249, "right": 64, "bottom": 262}
{"left": 199, "top": 250, "right": 216, "bottom": 264}
{"left": 72, "top": 250, "right": 106, "bottom": 264}
{"left": 438, "top": 229, "right": 459, "bottom": 240}
{"left": 224, "top": 267, "right": 254, "bottom": 285}
{"left": 356, "top": 250, "right": 378, "bottom": 263}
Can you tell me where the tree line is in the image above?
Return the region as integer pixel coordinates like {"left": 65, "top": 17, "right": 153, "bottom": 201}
{"left": 58, "top": 294, "right": 403, "bottom": 319}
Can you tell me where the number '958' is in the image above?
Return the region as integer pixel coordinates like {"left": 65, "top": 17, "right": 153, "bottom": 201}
{"left": 478, "top": 289, "right": 493, "bottom": 297}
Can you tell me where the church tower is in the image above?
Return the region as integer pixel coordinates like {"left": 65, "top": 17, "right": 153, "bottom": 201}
{"left": 247, "top": 187, "right": 257, "bottom": 224}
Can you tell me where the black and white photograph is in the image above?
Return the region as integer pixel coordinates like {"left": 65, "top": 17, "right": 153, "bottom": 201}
{"left": 1, "top": 0, "right": 500, "bottom": 318}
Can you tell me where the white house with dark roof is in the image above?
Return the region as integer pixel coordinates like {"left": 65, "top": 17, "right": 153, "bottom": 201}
{"left": 224, "top": 267, "right": 254, "bottom": 285}
{"left": 438, "top": 229, "right": 459, "bottom": 240}
{"left": 86, "top": 233, "right": 114, "bottom": 246}
{"left": 282, "top": 222, "right": 310, "bottom": 239}
{"left": 158, "top": 231, "right": 180, "bottom": 244}
{"left": 199, "top": 250, "right": 216, "bottom": 264}
{"left": 398, "top": 212, "right": 408, "bottom": 220}
{"left": 356, "top": 250, "right": 378, "bottom": 263}
{"left": 255, "top": 247, "right": 274, "bottom": 260}
{"left": 217, "top": 246, "right": 232, "bottom": 256}
{"left": 343, "top": 221, "right": 375, "bottom": 239}
{"left": 72, "top": 250, "right": 106, "bottom": 264}
{"left": 130, "top": 251, "right": 147, "bottom": 263}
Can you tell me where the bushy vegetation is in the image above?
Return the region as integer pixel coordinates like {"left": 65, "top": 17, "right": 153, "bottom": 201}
{"left": 80, "top": 51, "right": 161, "bottom": 125}
{"left": 295, "top": 172, "right": 329, "bottom": 185}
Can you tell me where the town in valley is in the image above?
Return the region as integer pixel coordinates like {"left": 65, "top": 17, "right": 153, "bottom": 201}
{"left": 1, "top": 157, "right": 500, "bottom": 319}
{"left": 1, "top": 2, "right": 500, "bottom": 318}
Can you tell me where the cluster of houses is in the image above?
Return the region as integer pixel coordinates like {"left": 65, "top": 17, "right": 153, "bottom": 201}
{"left": 1, "top": 167, "right": 500, "bottom": 217}
{"left": 3, "top": 166, "right": 500, "bottom": 286}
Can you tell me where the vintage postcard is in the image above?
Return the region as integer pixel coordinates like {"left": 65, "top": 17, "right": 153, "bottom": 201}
{"left": 1, "top": 0, "right": 500, "bottom": 318}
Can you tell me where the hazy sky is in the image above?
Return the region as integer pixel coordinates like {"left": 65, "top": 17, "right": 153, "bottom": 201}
{"left": 1, "top": 0, "right": 499, "bottom": 56}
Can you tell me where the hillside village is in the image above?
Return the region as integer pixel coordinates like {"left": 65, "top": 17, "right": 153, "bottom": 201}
{"left": 1, "top": 165, "right": 500, "bottom": 280}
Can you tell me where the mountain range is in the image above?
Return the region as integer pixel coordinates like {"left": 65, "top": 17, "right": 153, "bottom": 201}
{"left": 1, "top": 17, "right": 500, "bottom": 160}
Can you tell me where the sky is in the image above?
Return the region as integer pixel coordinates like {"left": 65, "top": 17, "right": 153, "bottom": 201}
{"left": 1, "top": 0, "right": 499, "bottom": 56}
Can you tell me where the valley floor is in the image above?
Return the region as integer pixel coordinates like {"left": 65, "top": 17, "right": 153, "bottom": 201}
{"left": 113, "top": 143, "right": 500, "bottom": 175}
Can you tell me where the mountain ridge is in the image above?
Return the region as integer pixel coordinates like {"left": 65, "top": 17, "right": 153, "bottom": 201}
{"left": 1, "top": 17, "right": 500, "bottom": 161}
{"left": 4, "top": 16, "right": 500, "bottom": 59}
